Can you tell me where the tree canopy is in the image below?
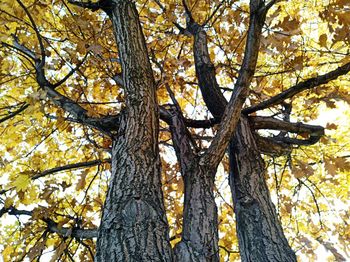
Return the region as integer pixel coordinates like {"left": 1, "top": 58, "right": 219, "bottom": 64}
{"left": 0, "top": 0, "right": 350, "bottom": 261}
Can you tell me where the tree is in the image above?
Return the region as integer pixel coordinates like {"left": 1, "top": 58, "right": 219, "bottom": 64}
{"left": 0, "top": 0, "right": 349, "bottom": 261}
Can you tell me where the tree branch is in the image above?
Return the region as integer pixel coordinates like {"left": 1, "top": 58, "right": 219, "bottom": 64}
{"left": 202, "top": 0, "right": 226, "bottom": 27}
{"left": 166, "top": 105, "right": 196, "bottom": 171}
{"left": 0, "top": 159, "right": 110, "bottom": 195}
{"left": 52, "top": 52, "right": 90, "bottom": 88}
{"left": 159, "top": 106, "right": 219, "bottom": 128}
{"left": 249, "top": 116, "right": 324, "bottom": 134}
{"left": 316, "top": 237, "right": 347, "bottom": 262}
{"left": 67, "top": 0, "right": 103, "bottom": 11}
{"left": 243, "top": 61, "right": 350, "bottom": 114}
{"left": 182, "top": 0, "right": 195, "bottom": 24}
{"left": 0, "top": 103, "right": 29, "bottom": 124}
{"left": 6, "top": 32, "right": 120, "bottom": 136}
{"left": 12, "top": 35, "right": 37, "bottom": 60}
{"left": 1, "top": 206, "right": 98, "bottom": 239}
{"left": 255, "top": 135, "right": 292, "bottom": 156}
{"left": 250, "top": 116, "right": 324, "bottom": 146}
{"left": 68, "top": 0, "right": 116, "bottom": 13}
{"left": 200, "top": 0, "right": 267, "bottom": 167}
{"left": 32, "top": 159, "right": 111, "bottom": 180}
{"left": 16, "top": 0, "right": 46, "bottom": 66}
{"left": 186, "top": 3, "right": 227, "bottom": 119}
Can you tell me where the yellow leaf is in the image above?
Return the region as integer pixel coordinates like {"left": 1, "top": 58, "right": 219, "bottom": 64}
{"left": 13, "top": 174, "right": 31, "bottom": 192}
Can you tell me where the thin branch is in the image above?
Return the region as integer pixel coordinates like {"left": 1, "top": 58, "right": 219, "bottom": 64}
{"left": 0, "top": 103, "right": 29, "bottom": 124}
{"left": 16, "top": 0, "right": 46, "bottom": 66}
{"left": 316, "top": 237, "right": 347, "bottom": 262}
{"left": 298, "top": 179, "right": 323, "bottom": 228}
{"left": 203, "top": 0, "right": 226, "bottom": 27}
{"left": 0, "top": 159, "right": 110, "bottom": 195}
{"left": 0, "top": 206, "right": 98, "bottom": 239}
{"left": 52, "top": 52, "right": 90, "bottom": 88}
{"left": 32, "top": 159, "right": 110, "bottom": 180}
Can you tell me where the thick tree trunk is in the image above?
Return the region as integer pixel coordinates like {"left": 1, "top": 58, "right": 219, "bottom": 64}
{"left": 229, "top": 117, "right": 297, "bottom": 262}
{"left": 185, "top": 1, "right": 297, "bottom": 260}
{"left": 168, "top": 107, "right": 219, "bottom": 262}
{"left": 95, "top": 1, "right": 173, "bottom": 261}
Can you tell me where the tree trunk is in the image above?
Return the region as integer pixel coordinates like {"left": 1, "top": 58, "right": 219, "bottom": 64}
{"left": 174, "top": 163, "right": 219, "bottom": 262}
{"left": 95, "top": 1, "right": 173, "bottom": 261}
{"left": 167, "top": 107, "right": 219, "bottom": 262}
{"left": 229, "top": 117, "right": 297, "bottom": 262}
{"left": 184, "top": 1, "right": 297, "bottom": 260}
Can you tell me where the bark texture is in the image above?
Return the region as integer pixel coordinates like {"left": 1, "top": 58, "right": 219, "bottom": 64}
{"left": 174, "top": 164, "right": 219, "bottom": 262}
{"left": 229, "top": 117, "right": 297, "bottom": 262}
{"left": 95, "top": 1, "right": 173, "bottom": 261}
{"left": 185, "top": 1, "right": 297, "bottom": 261}
{"left": 168, "top": 107, "right": 219, "bottom": 262}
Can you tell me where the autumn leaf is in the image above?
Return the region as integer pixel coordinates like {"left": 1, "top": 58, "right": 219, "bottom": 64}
{"left": 76, "top": 171, "right": 88, "bottom": 191}
{"left": 13, "top": 174, "right": 31, "bottom": 192}
{"left": 326, "top": 123, "right": 338, "bottom": 130}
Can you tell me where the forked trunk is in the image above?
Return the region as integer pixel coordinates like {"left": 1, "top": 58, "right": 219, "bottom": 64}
{"left": 167, "top": 107, "right": 219, "bottom": 262}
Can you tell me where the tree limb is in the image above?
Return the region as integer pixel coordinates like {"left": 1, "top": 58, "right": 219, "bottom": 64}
{"left": 0, "top": 206, "right": 98, "bottom": 239}
{"left": 5, "top": 29, "right": 120, "bottom": 136}
{"left": 68, "top": 0, "right": 116, "bottom": 13}
{"left": 67, "top": 0, "right": 103, "bottom": 11}
{"left": 32, "top": 159, "right": 111, "bottom": 180}
{"left": 159, "top": 106, "right": 219, "bottom": 128}
{"left": 243, "top": 61, "right": 350, "bottom": 114}
{"left": 249, "top": 116, "right": 324, "bottom": 135}
{"left": 200, "top": 0, "right": 267, "bottom": 167}
{"left": 166, "top": 105, "right": 196, "bottom": 171}
{"left": 255, "top": 135, "right": 292, "bottom": 156}
{"left": 16, "top": 0, "right": 46, "bottom": 66}
{"left": 185, "top": 2, "right": 227, "bottom": 119}
{"left": 0, "top": 103, "right": 29, "bottom": 124}
{"left": 250, "top": 116, "right": 324, "bottom": 146}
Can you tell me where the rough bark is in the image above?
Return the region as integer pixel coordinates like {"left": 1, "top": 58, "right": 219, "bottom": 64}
{"left": 168, "top": 107, "right": 219, "bottom": 262}
{"left": 95, "top": 1, "right": 173, "bottom": 261}
{"left": 229, "top": 117, "right": 297, "bottom": 262}
{"left": 192, "top": 26, "right": 227, "bottom": 120}
{"left": 185, "top": 1, "right": 298, "bottom": 261}
{"left": 174, "top": 164, "right": 218, "bottom": 262}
